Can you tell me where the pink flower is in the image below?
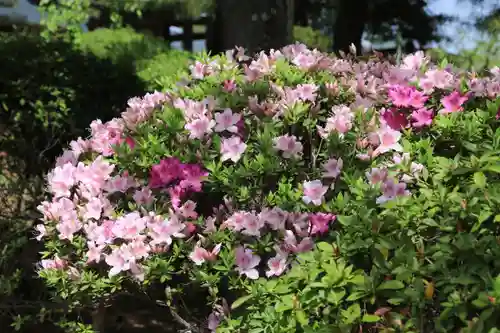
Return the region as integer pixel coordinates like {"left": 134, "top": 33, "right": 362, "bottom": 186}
{"left": 225, "top": 211, "right": 256, "bottom": 232}
{"left": 295, "top": 83, "right": 318, "bottom": 102}
{"left": 420, "top": 69, "right": 454, "bottom": 91}
{"left": 47, "top": 163, "right": 76, "bottom": 198}
{"left": 273, "top": 135, "right": 303, "bottom": 159}
{"left": 376, "top": 178, "right": 411, "bottom": 204}
{"left": 190, "top": 61, "right": 206, "bottom": 79}
{"left": 401, "top": 51, "right": 427, "bottom": 71}
{"left": 258, "top": 207, "right": 288, "bottom": 230}
{"left": 185, "top": 115, "right": 216, "bottom": 139}
{"left": 104, "top": 173, "right": 137, "bottom": 193}
{"left": 214, "top": 108, "right": 241, "bottom": 133}
{"left": 40, "top": 255, "right": 67, "bottom": 270}
{"left": 302, "top": 180, "right": 328, "bottom": 206}
{"left": 148, "top": 212, "right": 185, "bottom": 246}
{"left": 440, "top": 91, "right": 468, "bottom": 114}
{"left": 373, "top": 125, "right": 403, "bottom": 155}
{"left": 220, "top": 136, "right": 247, "bottom": 162}
{"left": 55, "top": 149, "right": 78, "bottom": 167}
{"left": 318, "top": 105, "right": 354, "bottom": 138}
{"left": 104, "top": 245, "right": 133, "bottom": 277}
{"left": 309, "top": 213, "right": 336, "bottom": 235}
{"left": 133, "top": 187, "right": 154, "bottom": 206}
{"left": 266, "top": 253, "right": 288, "bottom": 277}
{"left": 176, "top": 200, "right": 198, "bottom": 219}
{"left": 223, "top": 79, "right": 237, "bottom": 92}
{"left": 366, "top": 168, "right": 388, "bottom": 185}
{"left": 56, "top": 211, "right": 82, "bottom": 241}
{"left": 388, "top": 85, "right": 428, "bottom": 109}
{"left": 283, "top": 230, "right": 313, "bottom": 253}
{"left": 82, "top": 197, "right": 105, "bottom": 220}
{"left": 189, "top": 243, "right": 222, "bottom": 265}
{"left": 111, "top": 212, "right": 147, "bottom": 240}
{"left": 234, "top": 246, "right": 260, "bottom": 279}
{"left": 241, "top": 213, "right": 265, "bottom": 236}
{"left": 411, "top": 108, "right": 434, "bottom": 127}
{"left": 380, "top": 108, "right": 410, "bottom": 130}
{"left": 322, "top": 157, "right": 343, "bottom": 178}
{"left": 86, "top": 241, "right": 105, "bottom": 263}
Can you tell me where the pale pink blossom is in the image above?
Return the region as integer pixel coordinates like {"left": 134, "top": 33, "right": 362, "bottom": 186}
{"left": 295, "top": 83, "right": 318, "bottom": 102}
{"left": 47, "top": 163, "right": 76, "bottom": 198}
{"left": 273, "top": 134, "right": 303, "bottom": 159}
{"left": 302, "top": 180, "right": 328, "bottom": 206}
{"left": 283, "top": 230, "right": 314, "bottom": 253}
{"left": 366, "top": 168, "right": 388, "bottom": 185}
{"left": 373, "top": 125, "right": 403, "bottom": 155}
{"left": 220, "top": 136, "right": 247, "bottom": 162}
{"left": 234, "top": 246, "right": 260, "bottom": 279}
{"left": 185, "top": 115, "right": 216, "bottom": 139}
{"left": 322, "top": 158, "right": 343, "bottom": 178}
{"left": 258, "top": 207, "right": 287, "bottom": 230}
{"left": 148, "top": 213, "right": 185, "bottom": 246}
{"left": 214, "top": 108, "right": 241, "bottom": 133}
{"left": 34, "top": 224, "right": 47, "bottom": 241}
{"left": 111, "top": 212, "right": 147, "bottom": 240}
{"left": 189, "top": 243, "right": 222, "bottom": 265}
{"left": 376, "top": 178, "right": 411, "bottom": 204}
{"left": 133, "top": 187, "right": 154, "bottom": 205}
{"left": 174, "top": 200, "right": 197, "bottom": 219}
{"left": 266, "top": 253, "right": 288, "bottom": 277}
{"left": 86, "top": 241, "right": 105, "bottom": 263}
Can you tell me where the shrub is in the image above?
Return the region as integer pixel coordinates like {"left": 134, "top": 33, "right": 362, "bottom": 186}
{"left": 0, "top": 30, "right": 146, "bottom": 178}
{"left": 36, "top": 46, "right": 500, "bottom": 333}
{"left": 293, "top": 25, "right": 331, "bottom": 52}
{"left": 78, "top": 27, "right": 193, "bottom": 91}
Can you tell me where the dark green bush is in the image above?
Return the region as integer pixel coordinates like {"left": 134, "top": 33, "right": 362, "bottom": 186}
{"left": 0, "top": 30, "right": 146, "bottom": 177}
{"left": 78, "top": 27, "right": 193, "bottom": 91}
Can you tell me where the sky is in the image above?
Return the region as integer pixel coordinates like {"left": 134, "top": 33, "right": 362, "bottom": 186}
{"left": 0, "top": 0, "right": 496, "bottom": 53}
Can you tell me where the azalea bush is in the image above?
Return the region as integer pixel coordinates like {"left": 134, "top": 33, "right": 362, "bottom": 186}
{"left": 36, "top": 44, "right": 500, "bottom": 332}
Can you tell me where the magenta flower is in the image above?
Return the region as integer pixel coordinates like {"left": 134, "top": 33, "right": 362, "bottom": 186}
{"left": 380, "top": 108, "right": 410, "bottom": 130}
{"left": 309, "top": 213, "right": 336, "bottom": 235}
{"left": 388, "top": 85, "right": 428, "bottom": 109}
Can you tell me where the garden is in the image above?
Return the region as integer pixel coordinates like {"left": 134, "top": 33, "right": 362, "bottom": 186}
{"left": 1, "top": 2, "right": 500, "bottom": 333}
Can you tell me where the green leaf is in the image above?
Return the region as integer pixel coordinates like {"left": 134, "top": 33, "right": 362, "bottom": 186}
{"left": 295, "top": 309, "right": 308, "bottom": 326}
{"left": 473, "top": 172, "right": 487, "bottom": 188}
{"left": 362, "top": 314, "right": 381, "bottom": 323}
{"left": 484, "top": 164, "right": 500, "bottom": 173}
{"left": 231, "top": 294, "right": 254, "bottom": 310}
{"left": 337, "top": 215, "right": 356, "bottom": 226}
{"left": 377, "top": 280, "right": 405, "bottom": 291}
{"left": 316, "top": 242, "right": 334, "bottom": 254}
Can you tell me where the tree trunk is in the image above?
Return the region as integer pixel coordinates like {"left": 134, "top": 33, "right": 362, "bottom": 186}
{"left": 333, "top": 0, "right": 368, "bottom": 55}
{"left": 209, "top": 0, "right": 294, "bottom": 55}
{"left": 294, "top": 0, "right": 308, "bottom": 26}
